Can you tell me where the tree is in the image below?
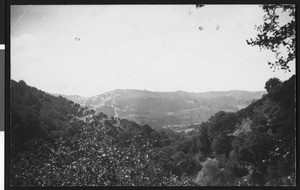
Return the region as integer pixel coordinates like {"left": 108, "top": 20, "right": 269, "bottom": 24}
{"left": 197, "top": 123, "right": 211, "bottom": 153}
{"left": 246, "top": 5, "right": 295, "bottom": 71}
{"left": 211, "top": 133, "right": 232, "bottom": 156}
{"left": 241, "top": 130, "right": 272, "bottom": 168}
{"left": 195, "top": 158, "right": 224, "bottom": 186}
{"left": 264, "top": 77, "right": 282, "bottom": 93}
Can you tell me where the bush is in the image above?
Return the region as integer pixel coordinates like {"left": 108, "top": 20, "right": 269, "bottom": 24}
{"left": 211, "top": 133, "right": 232, "bottom": 156}
{"left": 195, "top": 158, "right": 224, "bottom": 186}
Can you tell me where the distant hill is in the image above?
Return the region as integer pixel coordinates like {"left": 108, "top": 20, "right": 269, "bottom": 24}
{"left": 57, "top": 89, "right": 266, "bottom": 129}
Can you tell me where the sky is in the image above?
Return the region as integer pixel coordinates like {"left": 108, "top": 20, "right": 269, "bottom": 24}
{"left": 11, "top": 5, "right": 295, "bottom": 97}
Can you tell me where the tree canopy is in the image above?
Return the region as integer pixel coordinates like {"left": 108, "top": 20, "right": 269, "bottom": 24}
{"left": 264, "top": 78, "right": 282, "bottom": 93}
{"left": 246, "top": 5, "right": 295, "bottom": 71}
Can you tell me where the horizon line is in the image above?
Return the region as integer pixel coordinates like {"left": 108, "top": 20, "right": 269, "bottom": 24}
{"left": 11, "top": 79, "right": 267, "bottom": 98}
{"left": 48, "top": 88, "right": 267, "bottom": 98}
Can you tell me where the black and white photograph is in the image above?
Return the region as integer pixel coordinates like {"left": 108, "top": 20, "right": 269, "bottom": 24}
{"left": 9, "top": 4, "right": 296, "bottom": 186}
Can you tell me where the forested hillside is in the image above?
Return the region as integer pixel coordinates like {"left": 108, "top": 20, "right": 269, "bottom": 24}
{"left": 191, "top": 75, "right": 296, "bottom": 186}
{"left": 10, "top": 75, "right": 296, "bottom": 186}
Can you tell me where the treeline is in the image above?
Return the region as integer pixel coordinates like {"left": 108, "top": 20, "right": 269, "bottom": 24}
{"left": 10, "top": 75, "right": 296, "bottom": 186}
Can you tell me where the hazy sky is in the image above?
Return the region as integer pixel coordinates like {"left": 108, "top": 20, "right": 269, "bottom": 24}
{"left": 11, "top": 5, "right": 295, "bottom": 97}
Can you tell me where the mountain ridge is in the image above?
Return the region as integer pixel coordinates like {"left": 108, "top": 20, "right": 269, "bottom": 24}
{"left": 50, "top": 89, "right": 266, "bottom": 99}
{"left": 51, "top": 89, "right": 266, "bottom": 129}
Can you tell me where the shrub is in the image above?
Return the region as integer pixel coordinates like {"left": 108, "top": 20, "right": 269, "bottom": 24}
{"left": 195, "top": 158, "right": 224, "bottom": 186}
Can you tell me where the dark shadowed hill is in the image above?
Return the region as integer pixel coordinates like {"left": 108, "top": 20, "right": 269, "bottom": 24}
{"left": 10, "top": 80, "right": 162, "bottom": 155}
{"left": 192, "top": 75, "right": 296, "bottom": 186}
{"left": 10, "top": 79, "right": 174, "bottom": 186}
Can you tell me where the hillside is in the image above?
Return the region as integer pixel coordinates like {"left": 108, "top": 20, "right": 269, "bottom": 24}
{"left": 57, "top": 89, "right": 265, "bottom": 130}
{"left": 191, "top": 75, "right": 296, "bottom": 185}
{"left": 10, "top": 80, "right": 170, "bottom": 186}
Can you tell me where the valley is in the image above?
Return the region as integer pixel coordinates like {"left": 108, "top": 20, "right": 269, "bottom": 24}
{"left": 57, "top": 89, "right": 265, "bottom": 131}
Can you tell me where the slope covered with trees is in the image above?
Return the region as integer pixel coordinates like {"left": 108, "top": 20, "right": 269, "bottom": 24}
{"left": 191, "top": 74, "right": 296, "bottom": 186}
{"left": 10, "top": 80, "right": 167, "bottom": 186}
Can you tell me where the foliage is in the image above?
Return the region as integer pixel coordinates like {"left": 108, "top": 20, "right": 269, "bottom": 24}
{"left": 195, "top": 158, "right": 224, "bottom": 186}
{"left": 196, "top": 123, "right": 211, "bottom": 154}
{"left": 206, "top": 111, "right": 237, "bottom": 140}
{"left": 224, "top": 156, "right": 248, "bottom": 178}
{"left": 11, "top": 130, "right": 161, "bottom": 186}
{"left": 211, "top": 133, "right": 232, "bottom": 156}
{"left": 247, "top": 5, "right": 295, "bottom": 71}
{"left": 265, "top": 77, "right": 282, "bottom": 93}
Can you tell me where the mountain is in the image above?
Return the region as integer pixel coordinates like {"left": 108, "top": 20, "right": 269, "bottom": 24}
{"left": 58, "top": 89, "right": 266, "bottom": 129}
